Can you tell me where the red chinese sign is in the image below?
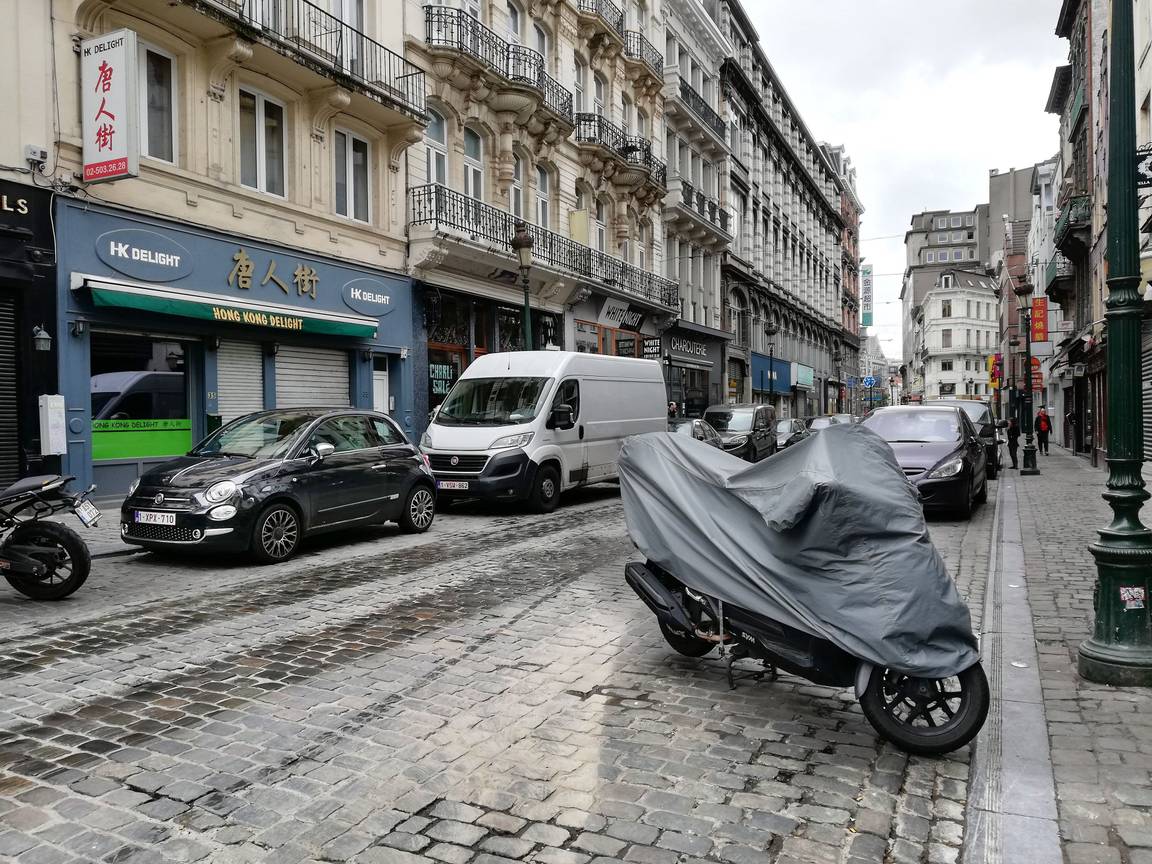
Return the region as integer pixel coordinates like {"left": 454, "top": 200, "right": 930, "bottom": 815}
{"left": 81, "top": 30, "right": 139, "bottom": 184}
{"left": 1031, "top": 297, "right": 1049, "bottom": 343}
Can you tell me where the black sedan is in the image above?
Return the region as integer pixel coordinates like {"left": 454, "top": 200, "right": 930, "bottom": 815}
{"left": 776, "top": 418, "right": 810, "bottom": 450}
{"left": 668, "top": 418, "right": 723, "bottom": 448}
{"left": 121, "top": 409, "right": 437, "bottom": 563}
{"left": 930, "top": 399, "right": 1005, "bottom": 480}
{"left": 862, "top": 406, "right": 988, "bottom": 517}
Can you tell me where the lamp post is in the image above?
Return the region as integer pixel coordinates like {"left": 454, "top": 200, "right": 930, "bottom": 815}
{"left": 832, "top": 347, "right": 843, "bottom": 412}
{"left": 511, "top": 223, "right": 534, "bottom": 351}
{"left": 1079, "top": 0, "right": 1152, "bottom": 685}
{"left": 765, "top": 323, "right": 778, "bottom": 410}
{"left": 1013, "top": 283, "right": 1040, "bottom": 475}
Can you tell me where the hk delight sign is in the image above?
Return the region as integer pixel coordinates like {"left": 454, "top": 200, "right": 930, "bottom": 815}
{"left": 81, "top": 30, "right": 139, "bottom": 184}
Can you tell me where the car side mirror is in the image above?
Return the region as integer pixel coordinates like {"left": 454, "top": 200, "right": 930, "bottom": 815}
{"left": 548, "top": 404, "right": 575, "bottom": 430}
{"left": 980, "top": 423, "right": 995, "bottom": 438}
{"left": 310, "top": 442, "right": 336, "bottom": 462}
{"left": 996, "top": 420, "right": 1008, "bottom": 429}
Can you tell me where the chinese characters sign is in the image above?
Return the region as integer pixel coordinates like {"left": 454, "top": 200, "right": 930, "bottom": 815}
{"left": 860, "top": 264, "right": 874, "bottom": 327}
{"left": 1031, "top": 297, "right": 1049, "bottom": 343}
{"left": 228, "top": 248, "right": 320, "bottom": 301}
{"left": 81, "top": 30, "right": 139, "bottom": 184}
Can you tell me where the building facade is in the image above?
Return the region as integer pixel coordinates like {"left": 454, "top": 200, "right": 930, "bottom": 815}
{"left": 718, "top": 0, "right": 845, "bottom": 418}
{"left": 858, "top": 331, "right": 890, "bottom": 409}
{"left": 824, "top": 143, "right": 863, "bottom": 413}
{"left": 920, "top": 270, "right": 998, "bottom": 401}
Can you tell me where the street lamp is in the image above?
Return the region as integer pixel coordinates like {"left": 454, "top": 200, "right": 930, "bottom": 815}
{"left": 1013, "top": 279, "right": 1039, "bottom": 476}
{"left": 832, "top": 347, "right": 843, "bottom": 412}
{"left": 1079, "top": 0, "right": 1152, "bottom": 685}
{"left": 965, "top": 375, "right": 974, "bottom": 396}
{"left": 765, "top": 323, "right": 778, "bottom": 408}
{"left": 511, "top": 222, "right": 534, "bottom": 351}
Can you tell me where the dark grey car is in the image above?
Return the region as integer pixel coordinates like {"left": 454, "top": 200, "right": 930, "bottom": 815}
{"left": 703, "top": 404, "right": 777, "bottom": 462}
{"left": 929, "top": 399, "right": 1004, "bottom": 480}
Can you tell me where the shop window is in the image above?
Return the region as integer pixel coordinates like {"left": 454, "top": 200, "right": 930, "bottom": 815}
{"left": 90, "top": 333, "right": 190, "bottom": 461}
{"left": 239, "top": 88, "right": 285, "bottom": 196}
{"left": 140, "top": 45, "right": 175, "bottom": 163}
{"left": 576, "top": 320, "right": 602, "bottom": 354}
{"left": 334, "top": 129, "right": 370, "bottom": 222}
{"left": 428, "top": 349, "right": 465, "bottom": 411}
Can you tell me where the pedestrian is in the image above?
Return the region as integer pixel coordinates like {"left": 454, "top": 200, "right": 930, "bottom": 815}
{"left": 1006, "top": 416, "right": 1020, "bottom": 469}
{"left": 1034, "top": 407, "right": 1052, "bottom": 455}
{"left": 668, "top": 401, "right": 679, "bottom": 419}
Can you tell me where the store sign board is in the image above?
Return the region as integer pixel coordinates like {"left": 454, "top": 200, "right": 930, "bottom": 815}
{"left": 1031, "top": 297, "right": 1049, "bottom": 342}
{"left": 861, "top": 264, "right": 874, "bottom": 327}
{"left": 793, "top": 363, "right": 814, "bottom": 389}
{"left": 598, "top": 297, "right": 646, "bottom": 331}
{"left": 81, "top": 29, "right": 139, "bottom": 184}
{"left": 95, "top": 229, "right": 193, "bottom": 282}
{"left": 667, "top": 334, "right": 712, "bottom": 362}
{"left": 642, "top": 337, "right": 661, "bottom": 360}
{"left": 342, "top": 278, "right": 395, "bottom": 317}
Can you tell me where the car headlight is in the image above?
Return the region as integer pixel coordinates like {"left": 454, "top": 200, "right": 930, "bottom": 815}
{"left": 127, "top": 477, "right": 141, "bottom": 497}
{"left": 204, "top": 481, "right": 238, "bottom": 503}
{"left": 724, "top": 436, "right": 748, "bottom": 448}
{"left": 490, "top": 432, "right": 534, "bottom": 450}
{"left": 420, "top": 431, "right": 432, "bottom": 449}
{"left": 928, "top": 456, "right": 965, "bottom": 479}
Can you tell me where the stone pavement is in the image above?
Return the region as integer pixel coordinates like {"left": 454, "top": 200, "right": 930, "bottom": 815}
{"left": 0, "top": 484, "right": 993, "bottom": 864}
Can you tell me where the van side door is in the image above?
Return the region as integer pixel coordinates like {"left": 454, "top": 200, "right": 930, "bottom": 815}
{"left": 547, "top": 379, "right": 587, "bottom": 487}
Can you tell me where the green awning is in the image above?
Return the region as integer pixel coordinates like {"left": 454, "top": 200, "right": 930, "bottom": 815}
{"left": 79, "top": 277, "right": 378, "bottom": 338}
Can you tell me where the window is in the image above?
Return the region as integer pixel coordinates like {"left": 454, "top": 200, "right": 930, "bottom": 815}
{"left": 239, "top": 89, "right": 285, "bottom": 196}
{"left": 334, "top": 130, "right": 369, "bottom": 222}
{"left": 941, "top": 299, "right": 952, "bottom": 317}
{"left": 967, "top": 230, "right": 974, "bottom": 240}
{"left": 942, "top": 329, "right": 952, "bottom": 348}
{"left": 535, "top": 165, "right": 549, "bottom": 227}
{"left": 621, "top": 94, "right": 632, "bottom": 135}
{"left": 941, "top": 360, "right": 953, "bottom": 372}
{"left": 308, "top": 416, "right": 379, "bottom": 453}
{"left": 938, "top": 233, "right": 948, "bottom": 243}
{"left": 534, "top": 24, "right": 548, "bottom": 60}
{"left": 140, "top": 46, "right": 175, "bottom": 163}
{"left": 463, "top": 127, "right": 483, "bottom": 200}
{"left": 952, "top": 250, "right": 964, "bottom": 261}
{"left": 926, "top": 251, "right": 935, "bottom": 263}
{"left": 574, "top": 58, "right": 586, "bottom": 112}
{"left": 965, "top": 214, "right": 974, "bottom": 226}
{"left": 511, "top": 154, "right": 524, "bottom": 218}
{"left": 638, "top": 222, "right": 647, "bottom": 271}
{"left": 966, "top": 328, "right": 972, "bottom": 347}
{"left": 952, "top": 231, "right": 963, "bottom": 242}
{"left": 371, "top": 417, "right": 405, "bottom": 446}
{"left": 593, "top": 198, "right": 607, "bottom": 251}
{"left": 637, "top": 108, "right": 648, "bottom": 142}
{"left": 969, "top": 249, "right": 976, "bottom": 260}
{"left": 426, "top": 109, "right": 447, "bottom": 184}
{"left": 936, "top": 217, "right": 948, "bottom": 229}
{"left": 966, "top": 299, "right": 972, "bottom": 317}
{"left": 942, "top": 274, "right": 953, "bottom": 288}
{"left": 551, "top": 379, "right": 580, "bottom": 420}
{"left": 506, "top": 1, "right": 521, "bottom": 43}
{"left": 593, "top": 73, "right": 606, "bottom": 115}
{"left": 950, "top": 216, "right": 961, "bottom": 227}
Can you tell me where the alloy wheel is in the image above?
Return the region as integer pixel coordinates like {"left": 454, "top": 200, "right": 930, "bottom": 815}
{"left": 260, "top": 508, "right": 299, "bottom": 559}
{"left": 409, "top": 488, "right": 435, "bottom": 529}
{"left": 879, "top": 672, "right": 968, "bottom": 730}
{"left": 25, "top": 534, "right": 72, "bottom": 585}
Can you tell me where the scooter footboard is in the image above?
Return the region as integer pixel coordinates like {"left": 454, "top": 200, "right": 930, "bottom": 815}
{"left": 624, "top": 563, "right": 695, "bottom": 632}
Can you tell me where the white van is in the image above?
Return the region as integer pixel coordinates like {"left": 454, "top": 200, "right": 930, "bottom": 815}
{"left": 420, "top": 351, "right": 666, "bottom": 512}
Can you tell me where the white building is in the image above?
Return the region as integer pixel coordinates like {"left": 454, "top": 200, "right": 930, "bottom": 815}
{"left": 920, "top": 270, "right": 998, "bottom": 400}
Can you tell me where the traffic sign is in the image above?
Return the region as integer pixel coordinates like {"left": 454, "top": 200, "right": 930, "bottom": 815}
{"left": 862, "top": 376, "right": 876, "bottom": 388}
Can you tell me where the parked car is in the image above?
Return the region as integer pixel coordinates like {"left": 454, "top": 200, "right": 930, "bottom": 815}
{"left": 668, "top": 418, "right": 723, "bottom": 449}
{"left": 91, "top": 371, "right": 184, "bottom": 421}
{"left": 421, "top": 352, "right": 666, "bottom": 513}
{"left": 703, "top": 404, "right": 777, "bottom": 462}
{"left": 803, "top": 415, "right": 842, "bottom": 433}
{"left": 862, "top": 406, "right": 988, "bottom": 517}
{"left": 121, "top": 409, "right": 436, "bottom": 563}
{"left": 929, "top": 399, "right": 1005, "bottom": 480}
{"left": 832, "top": 413, "right": 857, "bottom": 425}
{"left": 775, "top": 418, "right": 810, "bottom": 450}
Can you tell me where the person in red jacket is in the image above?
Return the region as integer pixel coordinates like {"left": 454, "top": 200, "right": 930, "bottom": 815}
{"left": 1034, "top": 408, "right": 1052, "bottom": 455}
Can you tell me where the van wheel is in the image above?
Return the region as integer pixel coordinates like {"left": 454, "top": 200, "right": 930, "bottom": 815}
{"left": 530, "top": 465, "right": 561, "bottom": 514}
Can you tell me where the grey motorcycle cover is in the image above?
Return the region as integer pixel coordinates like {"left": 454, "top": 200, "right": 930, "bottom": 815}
{"left": 618, "top": 424, "right": 979, "bottom": 678}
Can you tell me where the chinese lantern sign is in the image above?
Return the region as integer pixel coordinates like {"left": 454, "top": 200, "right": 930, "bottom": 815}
{"left": 81, "top": 30, "right": 139, "bottom": 184}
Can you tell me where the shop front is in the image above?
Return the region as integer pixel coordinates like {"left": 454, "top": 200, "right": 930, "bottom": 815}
{"left": 662, "top": 322, "right": 729, "bottom": 417}
{"left": 0, "top": 180, "right": 56, "bottom": 487}
{"left": 792, "top": 362, "right": 816, "bottom": 416}
{"left": 56, "top": 200, "right": 415, "bottom": 498}
{"left": 750, "top": 352, "right": 792, "bottom": 416}
{"left": 571, "top": 293, "right": 658, "bottom": 360}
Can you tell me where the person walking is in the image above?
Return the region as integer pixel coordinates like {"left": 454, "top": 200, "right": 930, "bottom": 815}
{"left": 1034, "top": 407, "right": 1052, "bottom": 455}
{"left": 1006, "top": 416, "right": 1020, "bottom": 469}
{"left": 668, "top": 401, "right": 679, "bottom": 419}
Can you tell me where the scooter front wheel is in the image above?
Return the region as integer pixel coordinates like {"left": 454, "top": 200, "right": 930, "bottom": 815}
{"left": 859, "top": 662, "right": 989, "bottom": 756}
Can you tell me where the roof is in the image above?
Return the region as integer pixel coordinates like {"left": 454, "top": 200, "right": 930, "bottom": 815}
{"left": 1046, "top": 65, "right": 1073, "bottom": 114}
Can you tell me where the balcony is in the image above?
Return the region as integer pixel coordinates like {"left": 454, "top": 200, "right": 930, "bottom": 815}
{"left": 422, "top": 6, "right": 573, "bottom": 127}
{"left": 1045, "top": 252, "right": 1075, "bottom": 304}
{"left": 574, "top": 114, "right": 666, "bottom": 198}
{"left": 408, "top": 185, "right": 678, "bottom": 310}
{"left": 666, "top": 177, "right": 731, "bottom": 248}
{"left": 576, "top": 0, "right": 625, "bottom": 47}
{"left": 663, "top": 72, "right": 727, "bottom": 153}
{"left": 1054, "top": 195, "right": 1091, "bottom": 255}
{"left": 194, "top": 0, "right": 425, "bottom": 121}
{"left": 623, "top": 31, "right": 663, "bottom": 88}
{"left": 623, "top": 137, "right": 667, "bottom": 199}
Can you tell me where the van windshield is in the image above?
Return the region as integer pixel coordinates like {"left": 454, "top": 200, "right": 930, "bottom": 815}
{"left": 435, "top": 377, "right": 552, "bottom": 426}
{"left": 704, "top": 410, "right": 754, "bottom": 433}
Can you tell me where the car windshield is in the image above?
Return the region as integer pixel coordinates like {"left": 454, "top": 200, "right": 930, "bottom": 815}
{"left": 807, "top": 417, "right": 836, "bottom": 430}
{"left": 191, "top": 412, "right": 317, "bottom": 458}
{"left": 705, "top": 410, "right": 754, "bottom": 433}
{"left": 668, "top": 420, "right": 695, "bottom": 435}
{"left": 435, "top": 377, "right": 551, "bottom": 426}
{"left": 776, "top": 419, "right": 794, "bottom": 434}
{"left": 864, "top": 410, "right": 960, "bottom": 443}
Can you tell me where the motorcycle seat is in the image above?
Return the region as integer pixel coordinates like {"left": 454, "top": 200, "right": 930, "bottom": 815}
{"left": 0, "top": 476, "right": 65, "bottom": 503}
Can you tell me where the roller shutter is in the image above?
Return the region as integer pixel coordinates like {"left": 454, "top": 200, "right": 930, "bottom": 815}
{"left": 1143, "top": 319, "right": 1152, "bottom": 460}
{"left": 217, "top": 340, "right": 265, "bottom": 423}
{"left": 0, "top": 295, "right": 16, "bottom": 488}
{"left": 275, "top": 346, "right": 350, "bottom": 408}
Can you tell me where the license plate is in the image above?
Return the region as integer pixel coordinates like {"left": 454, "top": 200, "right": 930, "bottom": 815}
{"left": 135, "top": 511, "right": 176, "bottom": 525}
{"left": 437, "top": 480, "right": 469, "bottom": 491}
{"left": 74, "top": 500, "right": 101, "bottom": 528}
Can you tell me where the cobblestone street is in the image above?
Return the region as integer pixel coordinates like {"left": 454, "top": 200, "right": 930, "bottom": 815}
{"left": 0, "top": 481, "right": 1002, "bottom": 864}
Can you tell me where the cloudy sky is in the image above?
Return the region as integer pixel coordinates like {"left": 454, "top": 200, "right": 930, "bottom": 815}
{"left": 748, "top": 1, "right": 1068, "bottom": 362}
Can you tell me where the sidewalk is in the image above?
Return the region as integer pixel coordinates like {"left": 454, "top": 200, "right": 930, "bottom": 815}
{"left": 1013, "top": 448, "right": 1152, "bottom": 864}
{"left": 50, "top": 505, "right": 135, "bottom": 558}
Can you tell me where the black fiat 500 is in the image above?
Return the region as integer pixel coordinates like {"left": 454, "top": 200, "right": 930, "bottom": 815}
{"left": 120, "top": 409, "right": 436, "bottom": 563}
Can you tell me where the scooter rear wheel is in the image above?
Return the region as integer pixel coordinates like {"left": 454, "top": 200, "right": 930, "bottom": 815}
{"left": 658, "top": 621, "right": 714, "bottom": 657}
{"left": 3, "top": 521, "right": 91, "bottom": 601}
{"left": 859, "top": 661, "right": 989, "bottom": 756}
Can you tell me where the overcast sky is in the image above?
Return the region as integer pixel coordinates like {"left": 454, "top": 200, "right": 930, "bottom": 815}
{"left": 748, "top": 1, "right": 1068, "bottom": 363}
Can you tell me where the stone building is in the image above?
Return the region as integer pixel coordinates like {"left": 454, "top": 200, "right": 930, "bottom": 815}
{"left": 824, "top": 143, "right": 863, "bottom": 413}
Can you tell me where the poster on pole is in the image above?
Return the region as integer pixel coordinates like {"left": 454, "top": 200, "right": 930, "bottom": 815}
{"left": 1031, "top": 297, "right": 1049, "bottom": 343}
{"left": 81, "top": 29, "right": 139, "bottom": 184}
{"left": 860, "top": 264, "right": 874, "bottom": 327}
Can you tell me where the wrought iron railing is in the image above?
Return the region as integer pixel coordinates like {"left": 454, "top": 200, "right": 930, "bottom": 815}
{"left": 575, "top": 113, "right": 628, "bottom": 154}
{"left": 577, "top": 0, "right": 624, "bottom": 36}
{"left": 1045, "top": 253, "right": 1075, "bottom": 290}
{"left": 675, "top": 179, "right": 729, "bottom": 233}
{"left": 424, "top": 7, "right": 572, "bottom": 123}
{"left": 408, "top": 185, "right": 678, "bottom": 308}
{"left": 623, "top": 137, "right": 666, "bottom": 188}
{"left": 1054, "top": 194, "right": 1091, "bottom": 248}
{"left": 624, "top": 31, "right": 662, "bottom": 76}
{"left": 216, "top": 0, "right": 426, "bottom": 117}
{"left": 677, "top": 76, "right": 725, "bottom": 139}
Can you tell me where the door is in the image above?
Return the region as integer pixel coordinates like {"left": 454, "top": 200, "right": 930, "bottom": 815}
{"left": 298, "top": 415, "right": 387, "bottom": 527}
{"left": 548, "top": 378, "right": 586, "bottom": 486}
{"left": 275, "top": 346, "right": 350, "bottom": 408}
{"left": 372, "top": 356, "right": 389, "bottom": 414}
{"left": 752, "top": 406, "right": 772, "bottom": 460}
{"left": 0, "top": 294, "right": 17, "bottom": 488}
{"left": 217, "top": 340, "right": 265, "bottom": 423}
{"left": 368, "top": 414, "right": 416, "bottom": 519}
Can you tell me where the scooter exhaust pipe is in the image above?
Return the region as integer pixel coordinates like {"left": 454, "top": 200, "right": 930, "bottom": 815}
{"left": 624, "top": 562, "right": 695, "bottom": 632}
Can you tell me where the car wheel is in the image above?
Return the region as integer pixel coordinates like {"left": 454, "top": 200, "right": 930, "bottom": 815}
{"left": 975, "top": 477, "right": 988, "bottom": 505}
{"left": 399, "top": 484, "right": 436, "bottom": 533}
{"left": 530, "top": 464, "right": 561, "bottom": 514}
{"left": 251, "top": 503, "right": 301, "bottom": 564}
{"left": 986, "top": 454, "right": 998, "bottom": 481}
{"left": 957, "top": 478, "right": 974, "bottom": 520}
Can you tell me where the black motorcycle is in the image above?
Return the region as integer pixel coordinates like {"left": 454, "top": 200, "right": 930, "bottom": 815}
{"left": 0, "top": 475, "right": 100, "bottom": 600}
{"left": 626, "top": 559, "right": 989, "bottom": 756}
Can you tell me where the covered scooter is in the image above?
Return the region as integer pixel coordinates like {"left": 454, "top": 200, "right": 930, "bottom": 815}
{"left": 618, "top": 423, "right": 988, "bottom": 756}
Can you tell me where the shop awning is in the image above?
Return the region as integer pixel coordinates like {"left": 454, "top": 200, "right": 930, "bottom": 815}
{"left": 77, "top": 277, "right": 378, "bottom": 338}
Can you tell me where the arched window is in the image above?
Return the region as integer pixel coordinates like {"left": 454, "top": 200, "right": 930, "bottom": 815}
{"left": 593, "top": 197, "right": 607, "bottom": 251}
{"left": 636, "top": 107, "right": 648, "bottom": 143}
{"left": 511, "top": 153, "right": 524, "bottom": 218}
{"left": 426, "top": 109, "right": 447, "bottom": 185}
{"left": 535, "top": 165, "right": 550, "bottom": 227}
{"left": 593, "top": 73, "right": 606, "bottom": 116}
{"left": 506, "top": 1, "right": 521, "bottom": 43}
{"left": 621, "top": 94, "right": 632, "bottom": 135}
{"left": 534, "top": 23, "right": 548, "bottom": 61}
{"left": 463, "top": 127, "right": 483, "bottom": 200}
{"left": 574, "top": 57, "right": 587, "bottom": 113}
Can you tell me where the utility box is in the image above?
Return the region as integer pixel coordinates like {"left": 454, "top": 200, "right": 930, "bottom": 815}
{"left": 38, "top": 394, "right": 67, "bottom": 456}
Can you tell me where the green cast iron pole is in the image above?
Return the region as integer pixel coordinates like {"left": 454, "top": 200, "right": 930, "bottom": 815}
{"left": 1078, "top": 0, "right": 1152, "bottom": 685}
